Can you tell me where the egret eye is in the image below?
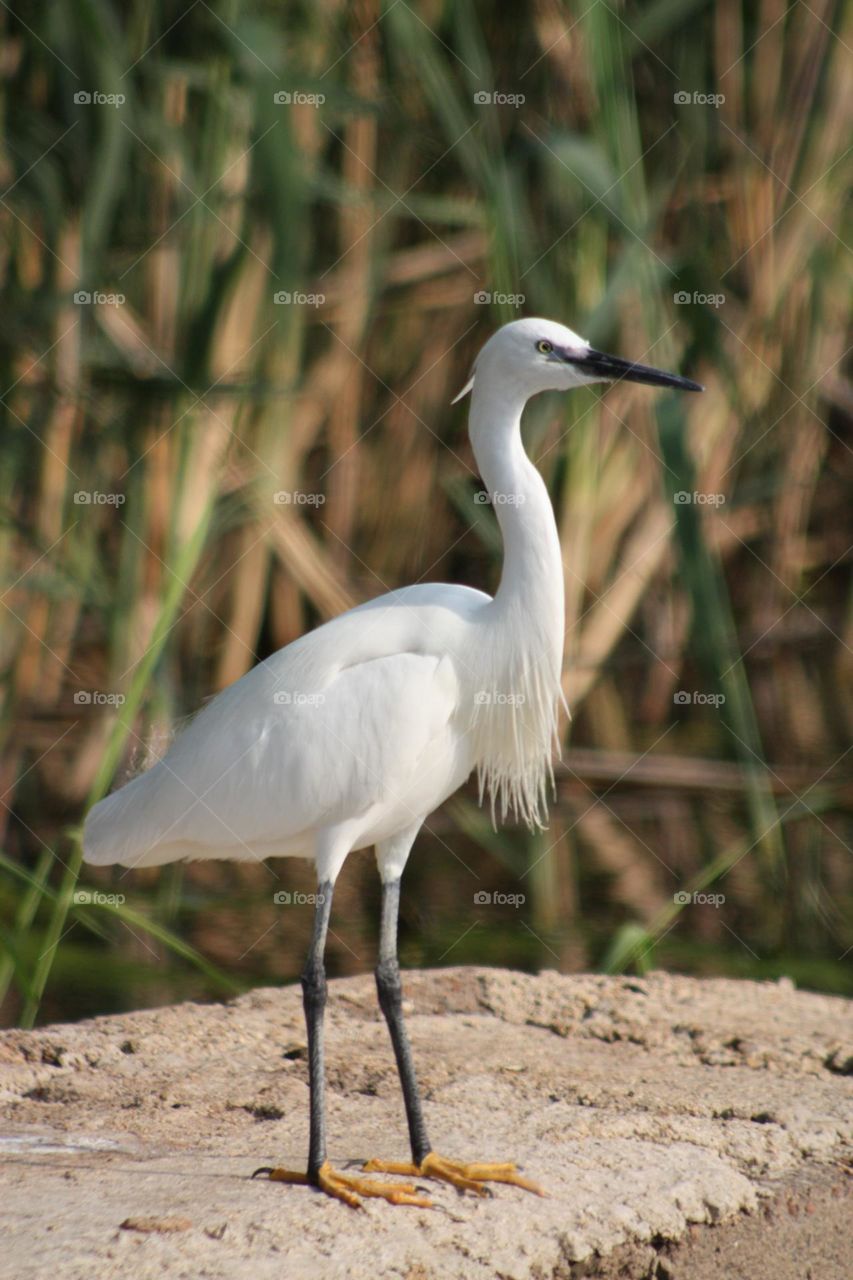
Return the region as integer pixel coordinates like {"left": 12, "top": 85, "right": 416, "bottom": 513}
{"left": 536, "top": 340, "right": 553, "bottom": 355}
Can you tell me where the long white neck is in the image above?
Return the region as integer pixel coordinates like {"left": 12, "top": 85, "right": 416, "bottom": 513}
{"left": 469, "top": 378, "right": 565, "bottom": 677}
{"left": 465, "top": 376, "right": 566, "bottom": 829}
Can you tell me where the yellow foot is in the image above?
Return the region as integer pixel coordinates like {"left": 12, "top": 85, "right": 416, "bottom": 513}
{"left": 363, "top": 1151, "right": 547, "bottom": 1197}
{"left": 252, "top": 1160, "right": 432, "bottom": 1209}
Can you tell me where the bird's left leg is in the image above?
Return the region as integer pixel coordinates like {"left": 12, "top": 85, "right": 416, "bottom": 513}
{"left": 364, "top": 873, "right": 546, "bottom": 1198}
{"left": 253, "top": 877, "right": 428, "bottom": 1208}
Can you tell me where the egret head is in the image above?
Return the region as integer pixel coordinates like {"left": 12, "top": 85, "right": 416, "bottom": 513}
{"left": 454, "top": 316, "right": 703, "bottom": 402}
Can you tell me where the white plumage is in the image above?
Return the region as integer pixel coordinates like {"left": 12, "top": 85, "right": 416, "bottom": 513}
{"left": 84, "top": 320, "right": 573, "bottom": 881}
{"left": 82, "top": 316, "right": 701, "bottom": 1207}
{"left": 84, "top": 316, "right": 700, "bottom": 888}
{"left": 85, "top": 586, "right": 488, "bottom": 871}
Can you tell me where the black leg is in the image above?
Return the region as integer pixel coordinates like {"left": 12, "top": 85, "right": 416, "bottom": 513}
{"left": 303, "top": 879, "right": 334, "bottom": 1177}
{"left": 375, "top": 877, "right": 431, "bottom": 1166}
{"left": 253, "top": 873, "right": 433, "bottom": 1207}
{"left": 256, "top": 872, "right": 540, "bottom": 1205}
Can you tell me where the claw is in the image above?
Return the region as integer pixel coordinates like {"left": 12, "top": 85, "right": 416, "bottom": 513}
{"left": 253, "top": 1160, "right": 432, "bottom": 1208}
{"left": 255, "top": 1150, "right": 545, "bottom": 1205}
{"left": 364, "top": 1151, "right": 547, "bottom": 1197}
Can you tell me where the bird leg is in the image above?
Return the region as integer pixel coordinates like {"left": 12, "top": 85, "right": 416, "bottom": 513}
{"left": 374, "top": 879, "right": 432, "bottom": 1165}
{"left": 364, "top": 877, "right": 546, "bottom": 1198}
{"left": 253, "top": 879, "right": 430, "bottom": 1208}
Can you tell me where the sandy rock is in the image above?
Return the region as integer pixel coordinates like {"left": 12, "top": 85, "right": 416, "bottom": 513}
{"left": 0, "top": 967, "right": 850, "bottom": 1278}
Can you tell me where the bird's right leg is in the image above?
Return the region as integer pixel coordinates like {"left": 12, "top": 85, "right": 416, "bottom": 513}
{"left": 364, "top": 875, "right": 545, "bottom": 1198}
{"left": 253, "top": 878, "right": 429, "bottom": 1209}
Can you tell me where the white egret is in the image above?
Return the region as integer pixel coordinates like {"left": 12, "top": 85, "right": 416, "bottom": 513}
{"left": 84, "top": 317, "right": 701, "bottom": 1207}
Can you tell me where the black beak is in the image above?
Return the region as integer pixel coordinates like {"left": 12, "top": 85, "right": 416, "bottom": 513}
{"left": 566, "top": 347, "right": 704, "bottom": 393}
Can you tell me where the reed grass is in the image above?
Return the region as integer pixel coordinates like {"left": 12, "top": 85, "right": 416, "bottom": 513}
{"left": 1, "top": 0, "right": 850, "bottom": 1024}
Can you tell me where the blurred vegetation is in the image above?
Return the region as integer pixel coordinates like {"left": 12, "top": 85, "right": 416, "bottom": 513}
{"left": 0, "top": 0, "right": 850, "bottom": 1027}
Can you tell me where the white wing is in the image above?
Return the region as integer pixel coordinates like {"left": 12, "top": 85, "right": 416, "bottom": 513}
{"left": 83, "top": 584, "right": 488, "bottom": 868}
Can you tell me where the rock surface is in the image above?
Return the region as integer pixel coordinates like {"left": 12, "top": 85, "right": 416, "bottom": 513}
{"left": 0, "top": 967, "right": 850, "bottom": 1279}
